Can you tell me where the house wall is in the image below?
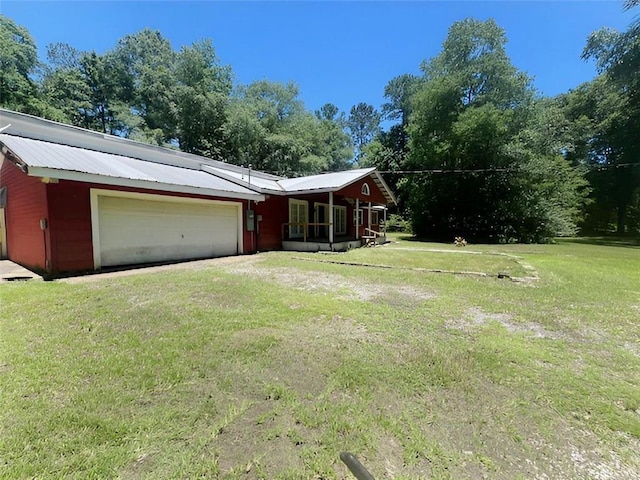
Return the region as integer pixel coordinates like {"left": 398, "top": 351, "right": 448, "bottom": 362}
{"left": 254, "top": 195, "right": 288, "bottom": 251}
{"left": 46, "top": 181, "right": 94, "bottom": 273}
{"left": 255, "top": 193, "right": 359, "bottom": 248}
{"left": 11, "top": 175, "right": 254, "bottom": 275}
{"left": 0, "top": 160, "right": 49, "bottom": 272}
{"left": 337, "top": 177, "right": 388, "bottom": 205}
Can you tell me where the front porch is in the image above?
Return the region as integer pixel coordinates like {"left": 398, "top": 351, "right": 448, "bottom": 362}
{"left": 282, "top": 237, "right": 364, "bottom": 252}
{"left": 281, "top": 221, "right": 387, "bottom": 252}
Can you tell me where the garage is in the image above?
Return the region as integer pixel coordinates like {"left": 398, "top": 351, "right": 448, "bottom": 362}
{"left": 91, "top": 190, "right": 241, "bottom": 269}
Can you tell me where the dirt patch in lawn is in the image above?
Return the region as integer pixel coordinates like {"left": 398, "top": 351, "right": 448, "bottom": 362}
{"left": 223, "top": 256, "right": 435, "bottom": 306}
{"left": 446, "top": 307, "right": 563, "bottom": 339}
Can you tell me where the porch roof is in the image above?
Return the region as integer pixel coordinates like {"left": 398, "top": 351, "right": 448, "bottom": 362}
{"left": 278, "top": 168, "right": 396, "bottom": 205}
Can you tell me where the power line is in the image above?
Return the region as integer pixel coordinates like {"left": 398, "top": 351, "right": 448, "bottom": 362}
{"left": 378, "top": 168, "right": 514, "bottom": 174}
{"left": 379, "top": 162, "right": 640, "bottom": 175}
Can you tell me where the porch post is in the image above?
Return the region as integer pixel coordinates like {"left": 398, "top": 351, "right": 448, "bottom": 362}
{"left": 368, "top": 202, "right": 372, "bottom": 232}
{"left": 329, "top": 192, "right": 334, "bottom": 243}
{"left": 383, "top": 207, "right": 387, "bottom": 236}
{"left": 355, "top": 198, "right": 360, "bottom": 240}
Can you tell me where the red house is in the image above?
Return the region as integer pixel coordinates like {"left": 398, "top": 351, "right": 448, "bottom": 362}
{"left": 0, "top": 109, "right": 395, "bottom": 277}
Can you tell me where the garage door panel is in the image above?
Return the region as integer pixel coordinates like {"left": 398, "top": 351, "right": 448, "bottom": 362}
{"left": 97, "top": 195, "right": 239, "bottom": 267}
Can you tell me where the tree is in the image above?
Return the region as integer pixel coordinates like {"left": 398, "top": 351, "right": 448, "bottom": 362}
{"left": 0, "top": 15, "right": 40, "bottom": 111}
{"left": 112, "top": 29, "right": 177, "bottom": 143}
{"left": 405, "top": 18, "right": 586, "bottom": 242}
{"left": 315, "top": 103, "right": 340, "bottom": 122}
{"left": 173, "top": 40, "right": 233, "bottom": 159}
{"left": 362, "top": 74, "right": 421, "bottom": 210}
{"left": 346, "top": 102, "right": 380, "bottom": 163}
{"left": 580, "top": 2, "right": 640, "bottom": 233}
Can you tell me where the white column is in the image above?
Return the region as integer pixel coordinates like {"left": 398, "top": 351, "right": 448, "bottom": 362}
{"left": 368, "top": 202, "right": 372, "bottom": 232}
{"left": 383, "top": 207, "right": 387, "bottom": 235}
{"left": 329, "top": 191, "right": 334, "bottom": 243}
{"left": 355, "top": 198, "right": 360, "bottom": 240}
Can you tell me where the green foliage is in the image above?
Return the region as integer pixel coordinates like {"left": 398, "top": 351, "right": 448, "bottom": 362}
{"left": 0, "top": 19, "right": 352, "bottom": 176}
{"left": 0, "top": 15, "right": 40, "bottom": 111}
{"left": 578, "top": 14, "right": 640, "bottom": 233}
{"left": 346, "top": 102, "right": 381, "bottom": 163}
{"left": 173, "top": 40, "right": 232, "bottom": 159}
{"left": 383, "top": 213, "right": 412, "bottom": 233}
{"left": 226, "top": 81, "right": 352, "bottom": 174}
{"left": 405, "top": 19, "right": 587, "bottom": 242}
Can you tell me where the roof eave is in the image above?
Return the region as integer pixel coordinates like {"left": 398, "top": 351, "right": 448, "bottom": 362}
{"left": 373, "top": 170, "right": 397, "bottom": 205}
{"left": 27, "top": 166, "right": 265, "bottom": 202}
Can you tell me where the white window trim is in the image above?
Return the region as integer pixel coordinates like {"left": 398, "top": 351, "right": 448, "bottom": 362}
{"left": 354, "top": 208, "right": 364, "bottom": 226}
{"left": 288, "top": 199, "right": 308, "bottom": 239}
{"left": 361, "top": 183, "right": 370, "bottom": 196}
{"left": 334, "top": 205, "right": 347, "bottom": 235}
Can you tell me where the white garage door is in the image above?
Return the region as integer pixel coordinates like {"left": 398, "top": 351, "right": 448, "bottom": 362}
{"left": 96, "top": 194, "right": 239, "bottom": 268}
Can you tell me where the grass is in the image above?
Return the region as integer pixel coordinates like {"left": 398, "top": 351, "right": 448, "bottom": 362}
{"left": 1, "top": 234, "right": 639, "bottom": 479}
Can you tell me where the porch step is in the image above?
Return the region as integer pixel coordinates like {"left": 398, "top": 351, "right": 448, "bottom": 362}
{"left": 361, "top": 235, "right": 378, "bottom": 246}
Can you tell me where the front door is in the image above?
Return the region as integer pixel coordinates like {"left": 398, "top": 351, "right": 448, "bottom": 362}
{"left": 289, "top": 199, "right": 308, "bottom": 239}
{"left": 314, "top": 203, "right": 329, "bottom": 239}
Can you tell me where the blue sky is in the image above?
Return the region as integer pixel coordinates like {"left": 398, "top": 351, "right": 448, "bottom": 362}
{"left": 2, "top": 1, "right": 636, "bottom": 119}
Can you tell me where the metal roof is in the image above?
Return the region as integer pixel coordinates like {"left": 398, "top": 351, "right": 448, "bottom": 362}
{"left": 277, "top": 168, "right": 375, "bottom": 192}
{"left": 0, "top": 109, "right": 395, "bottom": 204}
{"left": 276, "top": 168, "right": 396, "bottom": 204}
{"left": 203, "top": 165, "right": 284, "bottom": 192}
{"left": 0, "top": 135, "right": 264, "bottom": 201}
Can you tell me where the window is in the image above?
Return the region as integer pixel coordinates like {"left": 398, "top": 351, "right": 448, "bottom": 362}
{"left": 334, "top": 206, "right": 347, "bottom": 235}
{"left": 361, "top": 183, "right": 370, "bottom": 196}
{"left": 353, "top": 209, "right": 363, "bottom": 226}
{"left": 289, "top": 199, "right": 308, "bottom": 238}
{"left": 372, "top": 210, "right": 379, "bottom": 225}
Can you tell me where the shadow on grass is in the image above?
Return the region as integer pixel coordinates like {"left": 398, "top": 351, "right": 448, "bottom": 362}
{"left": 559, "top": 236, "right": 640, "bottom": 249}
{"left": 391, "top": 234, "right": 448, "bottom": 244}
{"left": 394, "top": 233, "right": 640, "bottom": 250}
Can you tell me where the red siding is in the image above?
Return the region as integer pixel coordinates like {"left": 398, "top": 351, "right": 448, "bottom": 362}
{"left": 0, "top": 175, "right": 255, "bottom": 276}
{"left": 255, "top": 195, "right": 288, "bottom": 251}
{"left": 337, "top": 175, "right": 388, "bottom": 205}
{"left": 255, "top": 193, "right": 360, "bottom": 247}
{"left": 46, "top": 181, "right": 94, "bottom": 273}
{"left": 0, "top": 160, "right": 48, "bottom": 272}
{"left": 1, "top": 161, "right": 390, "bottom": 275}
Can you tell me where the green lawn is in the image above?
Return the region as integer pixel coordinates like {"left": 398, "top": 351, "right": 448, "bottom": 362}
{"left": 1, "top": 235, "right": 639, "bottom": 479}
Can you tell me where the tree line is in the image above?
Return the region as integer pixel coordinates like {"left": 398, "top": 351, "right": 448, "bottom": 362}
{"left": 363, "top": 1, "right": 639, "bottom": 241}
{"left": 1, "top": 2, "right": 638, "bottom": 242}
{"left": 0, "top": 17, "right": 379, "bottom": 175}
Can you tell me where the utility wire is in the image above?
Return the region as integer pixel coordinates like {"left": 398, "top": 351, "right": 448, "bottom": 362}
{"left": 379, "top": 162, "right": 640, "bottom": 175}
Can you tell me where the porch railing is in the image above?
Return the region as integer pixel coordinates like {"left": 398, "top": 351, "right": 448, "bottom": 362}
{"left": 282, "top": 222, "right": 332, "bottom": 242}
{"left": 362, "top": 227, "right": 385, "bottom": 246}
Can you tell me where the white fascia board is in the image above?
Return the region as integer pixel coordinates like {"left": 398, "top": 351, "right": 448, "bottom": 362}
{"left": 279, "top": 187, "right": 338, "bottom": 196}
{"left": 27, "top": 166, "right": 265, "bottom": 202}
{"left": 373, "top": 170, "right": 397, "bottom": 205}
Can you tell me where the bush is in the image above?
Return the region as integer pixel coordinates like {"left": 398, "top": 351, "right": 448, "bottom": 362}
{"left": 385, "top": 214, "right": 412, "bottom": 233}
